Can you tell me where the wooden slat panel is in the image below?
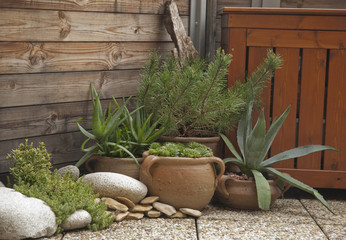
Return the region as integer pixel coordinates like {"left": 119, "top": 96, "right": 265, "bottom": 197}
{"left": 281, "top": 0, "right": 346, "bottom": 9}
{"left": 0, "top": 99, "right": 120, "bottom": 141}
{"left": 0, "top": 0, "right": 190, "bottom": 15}
{"left": 271, "top": 48, "right": 300, "bottom": 168}
{"left": 324, "top": 50, "right": 346, "bottom": 171}
{"left": 247, "top": 29, "right": 346, "bottom": 50}
{"left": 217, "top": 0, "right": 251, "bottom": 10}
{"left": 0, "top": 132, "right": 86, "bottom": 173}
{"left": 227, "top": 28, "right": 247, "bottom": 87}
{"left": 0, "top": 70, "right": 140, "bottom": 107}
{"left": 0, "top": 9, "right": 188, "bottom": 42}
{"left": 247, "top": 47, "right": 271, "bottom": 130}
{"left": 277, "top": 168, "right": 346, "bottom": 189}
{"left": 0, "top": 42, "right": 173, "bottom": 74}
{"left": 297, "top": 49, "right": 326, "bottom": 169}
{"left": 227, "top": 13, "right": 346, "bottom": 30}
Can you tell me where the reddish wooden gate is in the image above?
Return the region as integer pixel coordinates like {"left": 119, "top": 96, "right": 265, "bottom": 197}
{"left": 221, "top": 8, "right": 346, "bottom": 189}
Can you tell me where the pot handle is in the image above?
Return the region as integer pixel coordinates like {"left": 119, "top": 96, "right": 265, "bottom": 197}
{"left": 217, "top": 175, "right": 231, "bottom": 198}
{"left": 207, "top": 157, "right": 225, "bottom": 187}
{"left": 141, "top": 155, "right": 162, "bottom": 181}
{"left": 274, "top": 173, "right": 292, "bottom": 194}
{"left": 85, "top": 155, "right": 96, "bottom": 173}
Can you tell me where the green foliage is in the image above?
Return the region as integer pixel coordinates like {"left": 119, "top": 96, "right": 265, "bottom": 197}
{"left": 76, "top": 84, "right": 165, "bottom": 167}
{"left": 8, "top": 141, "right": 114, "bottom": 233}
{"left": 220, "top": 93, "right": 337, "bottom": 213}
{"left": 148, "top": 142, "right": 213, "bottom": 158}
{"left": 137, "top": 49, "right": 281, "bottom": 137}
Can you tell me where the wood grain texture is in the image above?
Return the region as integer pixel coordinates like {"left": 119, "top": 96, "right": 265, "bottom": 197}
{"left": 0, "top": 0, "right": 190, "bottom": 15}
{"left": 0, "top": 42, "right": 174, "bottom": 74}
{"left": 281, "top": 0, "right": 346, "bottom": 9}
{"left": 324, "top": 50, "right": 346, "bottom": 171}
{"left": 276, "top": 168, "right": 346, "bottom": 189}
{"left": 271, "top": 48, "right": 300, "bottom": 168}
{"left": 227, "top": 13, "right": 346, "bottom": 30}
{"left": 0, "top": 132, "right": 86, "bottom": 173}
{"left": 0, "top": 9, "right": 189, "bottom": 42}
{"left": 247, "top": 30, "right": 346, "bottom": 50}
{"left": 296, "top": 49, "right": 326, "bottom": 170}
{"left": 0, "top": 70, "right": 140, "bottom": 107}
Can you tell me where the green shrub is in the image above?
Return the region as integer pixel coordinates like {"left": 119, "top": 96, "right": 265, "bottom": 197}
{"left": 148, "top": 142, "right": 213, "bottom": 157}
{"left": 8, "top": 140, "right": 114, "bottom": 233}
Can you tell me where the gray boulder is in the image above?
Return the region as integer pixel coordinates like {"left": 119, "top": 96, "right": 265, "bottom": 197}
{"left": 57, "top": 165, "right": 80, "bottom": 180}
{"left": 61, "top": 209, "right": 92, "bottom": 231}
{"left": 82, "top": 172, "right": 147, "bottom": 203}
{"left": 0, "top": 187, "right": 57, "bottom": 240}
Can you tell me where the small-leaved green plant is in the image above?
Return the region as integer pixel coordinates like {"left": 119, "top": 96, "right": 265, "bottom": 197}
{"left": 220, "top": 92, "right": 337, "bottom": 213}
{"left": 148, "top": 142, "right": 213, "bottom": 158}
{"left": 8, "top": 140, "right": 114, "bottom": 233}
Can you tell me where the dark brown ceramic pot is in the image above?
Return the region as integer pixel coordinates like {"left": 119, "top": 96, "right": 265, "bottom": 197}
{"left": 214, "top": 174, "right": 291, "bottom": 210}
{"left": 139, "top": 152, "right": 225, "bottom": 210}
{"left": 159, "top": 136, "right": 223, "bottom": 158}
{"left": 85, "top": 154, "right": 143, "bottom": 180}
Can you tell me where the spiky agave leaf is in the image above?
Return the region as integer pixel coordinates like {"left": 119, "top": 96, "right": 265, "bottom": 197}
{"left": 252, "top": 169, "right": 271, "bottom": 210}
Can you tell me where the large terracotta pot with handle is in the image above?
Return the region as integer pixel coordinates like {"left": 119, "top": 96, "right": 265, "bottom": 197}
{"left": 140, "top": 152, "right": 225, "bottom": 210}
{"left": 215, "top": 174, "right": 291, "bottom": 210}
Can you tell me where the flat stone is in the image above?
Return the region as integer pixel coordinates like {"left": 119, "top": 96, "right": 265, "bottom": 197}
{"left": 127, "top": 212, "right": 144, "bottom": 220}
{"left": 131, "top": 204, "right": 153, "bottom": 212}
{"left": 102, "top": 197, "right": 128, "bottom": 212}
{"left": 82, "top": 172, "right": 147, "bottom": 203}
{"left": 153, "top": 202, "right": 176, "bottom": 216}
{"left": 57, "top": 165, "right": 80, "bottom": 180}
{"left": 115, "top": 212, "right": 129, "bottom": 222}
{"left": 140, "top": 196, "right": 159, "bottom": 205}
{"left": 170, "top": 211, "right": 187, "bottom": 218}
{"left": 0, "top": 187, "right": 57, "bottom": 239}
{"left": 180, "top": 208, "right": 202, "bottom": 217}
{"left": 116, "top": 196, "right": 136, "bottom": 209}
{"left": 146, "top": 210, "right": 162, "bottom": 218}
{"left": 61, "top": 209, "right": 92, "bottom": 231}
{"left": 94, "top": 198, "right": 101, "bottom": 204}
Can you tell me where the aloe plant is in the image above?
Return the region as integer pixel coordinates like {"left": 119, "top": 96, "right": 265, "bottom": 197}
{"left": 220, "top": 94, "right": 337, "bottom": 213}
{"left": 75, "top": 84, "right": 164, "bottom": 168}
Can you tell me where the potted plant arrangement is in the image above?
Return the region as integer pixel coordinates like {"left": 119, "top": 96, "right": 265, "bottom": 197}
{"left": 140, "top": 142, "right": 225, "bottom": 210}
{"left": 75, "top": 85, "right": 165, "bottom": 179}
{"left": 215, "top": 92, "right": 336, "bottom": 213}
{"left": 137, "top": 48, "right": 282, "bottom": 157}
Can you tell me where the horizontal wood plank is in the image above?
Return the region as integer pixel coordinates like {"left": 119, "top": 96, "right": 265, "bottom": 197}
{"left": 0, "top": 132, "right": 86, "bottom": 173}
{"left": 0, "top": 9, "right": 188, "bottom": 42}
{"left": 0, "top": 0, "right": 190, "bottom": 15}
{"left": 0, "top": 70, "right": 140, "bottom": 107}
{"left": 247, "top": 29, "right": 346, "bottom": 49}
{"left": 0, "top": 98, "right": 128, "bottom": 141}
{"left": 276, "top": 168, "right": 346, "bottom": 189}
{"left": 0, "top": 42, "right": 173, "bottom": 74}
{"left": 281, "top": 0, "right": 346, "bottom": 9}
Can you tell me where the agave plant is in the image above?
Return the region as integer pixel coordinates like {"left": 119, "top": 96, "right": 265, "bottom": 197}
{"left": 220, "top": 93, "right": 336, "bottom": 213}
{"left": 75, "top": 84, "right": 164, "bottom": 168}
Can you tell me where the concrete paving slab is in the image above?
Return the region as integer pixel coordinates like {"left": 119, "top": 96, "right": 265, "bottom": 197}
{"left": 62, "top": 218, "right": 197, "bottom": 240}
{"left": 198, "top": 199, "right": 327, "bottom": 240}
{"left": 300, "top": 199, "right": 346, "bottom": 240}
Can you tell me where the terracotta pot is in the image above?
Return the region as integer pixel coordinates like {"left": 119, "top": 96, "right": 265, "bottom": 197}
{"left": 215, "top": 175, "right": 291, "bottom": 210}
{"left": 159, "top": 136, "right": 224, "bottom": 158}
{"left": 85, "top": 154, "right": 143, "bottom": 180}
{"left": 140, "top": 152, "right": 225, "bottom": 210}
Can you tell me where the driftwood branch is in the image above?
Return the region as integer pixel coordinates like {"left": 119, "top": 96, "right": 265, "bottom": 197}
{"left": 163, "top": 0, "right": 199, "bottom": 63}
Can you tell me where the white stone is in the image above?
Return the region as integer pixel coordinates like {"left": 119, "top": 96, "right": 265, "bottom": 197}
{"left": 0, "top": 187, "right": 57, "bottom": 240}
{"left": 61, "top": 209, "right": 92, "bottom": 231}
{"left": 0, "top": 181, "right": 5, "bottom": 187}
{"left": 153, "top": 202, "right": 176, "bottom": 216}
{"left": 179, "top": 208, "right": 202, "bottom": 217}
{"left": 82, "top": 172, "right": 147, "bottom": 203}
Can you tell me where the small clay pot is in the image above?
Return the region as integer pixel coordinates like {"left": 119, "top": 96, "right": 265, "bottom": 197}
{"left": 85, "top": 154, "right": 143, "bottom": 180}
{"left": 215, "top": 174, "right": 291, "bottom": 210}
{"left": 159, "top": 136, "right": 224, "bottom": 158}
{"left": 140, "top": 152, "right": 225, "bottom": 210}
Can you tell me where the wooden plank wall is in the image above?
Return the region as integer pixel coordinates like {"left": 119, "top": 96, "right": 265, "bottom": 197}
{"left": 0, "top": 0, "right": 190, "bottom": 181}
